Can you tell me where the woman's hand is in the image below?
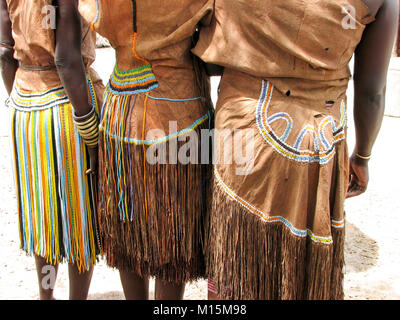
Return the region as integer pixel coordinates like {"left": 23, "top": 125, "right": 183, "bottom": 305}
{"left": 346, "top": 154, "right": 369, "bottom": 199}
{"left": 85, "top": 146, "right": 98, "bottom": 176}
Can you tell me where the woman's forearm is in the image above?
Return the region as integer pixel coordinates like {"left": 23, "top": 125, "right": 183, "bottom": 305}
{"left": 55, "top": 0, "right": 92, "bottom": 117}
{"left": 352, "top": 88, "right": 386, "bottom": 157}
{"left": 352, "top": 0, "right": 398, "bottom": 158}
{"left": 55, "top": 53, "right": 92, "bottom": 116}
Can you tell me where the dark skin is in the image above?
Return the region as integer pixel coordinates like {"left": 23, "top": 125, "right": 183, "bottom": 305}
{"left": 207, "top": 0, "right": 399, "bottom": 300}
{"left": 0, "top": 0, "right": 95, "bottom": 300}
{"left": 119, "top": 272, "right": 186, "bottom": 300}
{"left": 347, "top": 0, "right": 398, "bottom": 198}
{"left": 0, "top": 0, "right": 17, "bottom": 94}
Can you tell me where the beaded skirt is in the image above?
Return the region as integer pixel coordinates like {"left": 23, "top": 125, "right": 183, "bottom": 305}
{"left": 9, "top": 78, "right": 102, "bottom": 272}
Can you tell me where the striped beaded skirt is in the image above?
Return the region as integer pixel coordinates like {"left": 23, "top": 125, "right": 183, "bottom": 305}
{"left": 9, "top": 83, "right": 102, "bottom": 272}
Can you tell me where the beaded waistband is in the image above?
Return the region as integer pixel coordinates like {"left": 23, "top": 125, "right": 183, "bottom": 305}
{"left": 9, "top": 76, "right": 98, "bottom": 112}
{"left": 9, "top": 85, "right": 69, "bottom": 111}
{"left": 108, "top": 63, "right": 159, "bottom": 95}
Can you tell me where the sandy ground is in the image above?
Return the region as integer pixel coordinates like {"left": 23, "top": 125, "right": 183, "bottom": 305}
{"left": 0, "top": 48, "right": 400, "bottom": 300}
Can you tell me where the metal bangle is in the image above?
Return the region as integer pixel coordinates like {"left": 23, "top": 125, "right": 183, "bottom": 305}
{"left": 73, "top": 106, "right": 95, "bottom": 123}
{"left": 355, "top": 153, "right": 371, "bottom": 160}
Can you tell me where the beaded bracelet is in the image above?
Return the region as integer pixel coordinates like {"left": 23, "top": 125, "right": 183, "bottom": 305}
{"left": 73, "top": 106, "right": 99, "bottom": 147}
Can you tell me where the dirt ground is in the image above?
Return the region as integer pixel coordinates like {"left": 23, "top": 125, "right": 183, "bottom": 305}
{"left": 0, "top": 48, "right": 399, "bottom": 300}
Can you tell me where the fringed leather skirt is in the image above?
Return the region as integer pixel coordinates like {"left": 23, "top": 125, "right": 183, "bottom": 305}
{"left": 207, "top": 69, "right": 348, "bottom": 300}
{"left": 98, "top": 72, "right": 212, "bottom": 283}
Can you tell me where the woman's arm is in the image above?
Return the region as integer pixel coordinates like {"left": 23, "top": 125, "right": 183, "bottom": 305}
{"left": 54, "top": 0, "right": 92, "bottom": 117}
{"left": 55, "top": 0, "right": 98, "bottom": 174}
{"left": 347, "top": 0, "right": 398, "bottom": 198}
{"left": 0, "top": 0, "right": 17, "bottom": 95}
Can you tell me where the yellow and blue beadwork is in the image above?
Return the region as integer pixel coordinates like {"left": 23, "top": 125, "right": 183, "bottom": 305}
{"left": 255, "top": 80, "right": 346, "bottom": 165}
{"left": 108, "top": 63, "right": 159, "bottom": 95}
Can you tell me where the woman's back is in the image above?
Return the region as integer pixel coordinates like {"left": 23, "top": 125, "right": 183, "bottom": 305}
{"left": 6, "top": 0, "right": 97, "bottom": 92}
{"left": 194, "top": 0, "right": 375, "bottom": 81}
{"left": 192, "top": 0, "right": 397, "bottom": 300}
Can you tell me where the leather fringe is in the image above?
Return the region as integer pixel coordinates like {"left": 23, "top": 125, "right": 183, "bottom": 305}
{"left": 98, "top": 121, "right": 211, "bottom": 284}
{"left": 207, "top": 180, "right": 345, "bottom": 300}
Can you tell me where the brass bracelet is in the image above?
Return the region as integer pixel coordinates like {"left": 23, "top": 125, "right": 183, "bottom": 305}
{"left": 78, "top": 125, "right": 99, "bottom": 143}
{"left": 355, "top": 153, "right": 371, "bottom": 160}
{"left": 80, "top": 129, "right": 99, "bottom": 147}
{"left": 84, "top": 137, "right": 99, "bottom": 147}
{"left": 77, "top": 119, "right": 98, "bottom": 134}
{"left": 80, "top": 130, "right": 99, "bottom": 143}
{"left": 73, "top": 111, "right": 97, "bottom": 127}
{"left": 73, "top": 106, "right": 95, "bottom": 123}
{"left": 73, "top": 107, "right": 99, "bottom": 147}
{"left": 79, "top": 126, "right": 99, "bottom": 138}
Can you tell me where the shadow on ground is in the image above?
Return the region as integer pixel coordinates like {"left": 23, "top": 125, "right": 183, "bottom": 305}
{"left": 344, "top": 222, "right": 379, "bottom": 273}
